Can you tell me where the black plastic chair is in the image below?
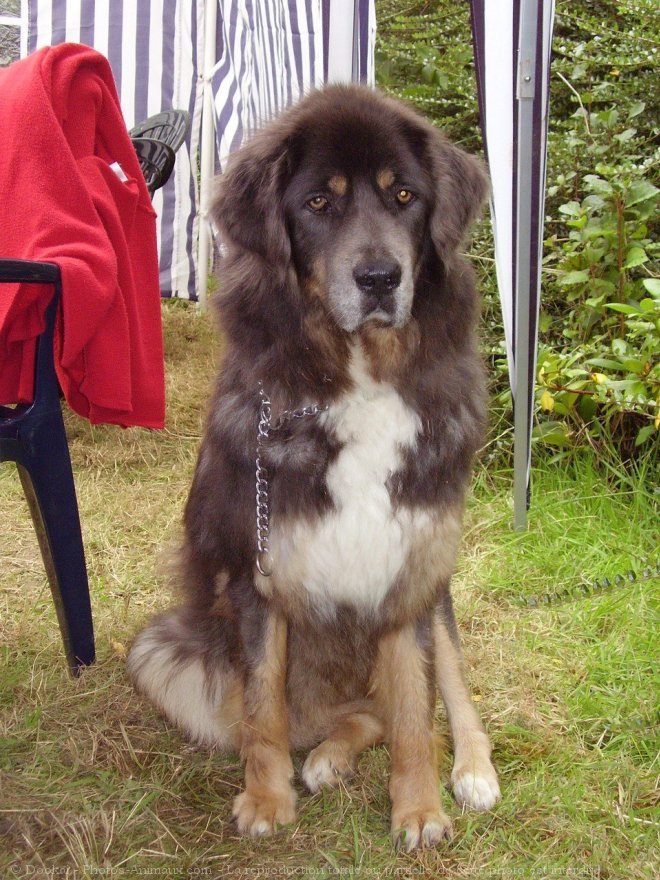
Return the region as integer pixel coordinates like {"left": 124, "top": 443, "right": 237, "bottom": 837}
{"left": 1, "top": 108, "right": 190, "bottom": 676}
{"left": 130, "top": 110, "right": 190, "bottom": 195}
{"left": 132, "top": 137, "right": 176, "bottom": 196}
{"left": 0, "top": 261, "right": 93, "bottom": 675}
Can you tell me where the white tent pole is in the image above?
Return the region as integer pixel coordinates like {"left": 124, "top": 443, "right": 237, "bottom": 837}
{"left": 513, "top": 0, "right": 538, "bottom": 531}
{"left": 197, "top": 0, "right": 218, "bottom": 307}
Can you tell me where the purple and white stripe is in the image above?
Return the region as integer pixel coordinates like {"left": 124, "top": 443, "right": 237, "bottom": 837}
{"left": 211, "top": 0, "right": 374, "bottom": 166}
{"left": 27, "top": 0, "right": 201, "bottom": 298}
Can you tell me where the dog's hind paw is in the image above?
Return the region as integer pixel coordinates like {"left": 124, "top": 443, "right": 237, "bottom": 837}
{"left": 302, "top": 741, "right": 355, "bottom": 793}
{"left": 391, "top": 808, "right": 453, "bottom": 852}
{"left": 232, "top": 786, "right": 297, "bottom": 837}
{"left": 452, "top": 763, "right": 501, "bottom": 812}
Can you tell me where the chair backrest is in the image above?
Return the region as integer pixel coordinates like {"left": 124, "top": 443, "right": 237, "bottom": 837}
{"left": 0, "top": 261, "right": 60, "bottom": 426}
{"left": 129, "top": 109, "right": 190, "bottom": 154}
{"left": 132, "top": 138, "right": 176, "bottom": 196}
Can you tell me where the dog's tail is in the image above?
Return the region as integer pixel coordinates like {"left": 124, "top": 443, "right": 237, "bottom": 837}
{"left": 127, "top": 605, "right": 242, "bottom": 749}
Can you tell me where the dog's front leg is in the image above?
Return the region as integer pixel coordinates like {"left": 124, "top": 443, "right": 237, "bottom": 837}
{"left": 435, "top": 596, "right": 500, "bottom": 811}
{"left": 232, "top": 604, "right": 296, "bottom": 836}
{"left": 373, "top": 620, "right": 452, "bottom": 851}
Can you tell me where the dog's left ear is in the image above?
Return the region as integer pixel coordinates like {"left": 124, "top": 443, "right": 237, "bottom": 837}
{"left": 423, "top": 127, "right": 490, "bottom": 266}
{"left": 212, "top": 126, "right": 292, "bottom": 268}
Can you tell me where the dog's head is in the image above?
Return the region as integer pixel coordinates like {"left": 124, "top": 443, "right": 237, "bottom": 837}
{"left": 213, "top": 86, "right": 488, "bottom": 333}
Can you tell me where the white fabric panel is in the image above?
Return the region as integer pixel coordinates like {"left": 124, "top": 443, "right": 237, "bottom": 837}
{"left": 483, "top": 1, "right": 515, "bottom": 388}
{"left": 326, "top": 0, "right": 354, "bottom": 84}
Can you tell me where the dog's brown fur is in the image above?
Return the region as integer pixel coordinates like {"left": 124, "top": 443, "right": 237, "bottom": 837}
{"left": 128, "top": 85, "right": 500, "bottom": 850}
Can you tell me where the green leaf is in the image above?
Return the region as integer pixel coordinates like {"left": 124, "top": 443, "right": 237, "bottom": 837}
{"left": 532, "top": 422, "right": 573, "bottom": 447}
{"left": 627, "top": 180, "right": 659, "bottom": 207}
{"left": 620, "top": 358, "right": 646, "bottom": 375}
{"left": 627, "top": 101, "right": 646, "bottom": 119}
{"left": 623, "top": 246, "right": 648, "bottom": 268}
{"left": 587, "top": 358, "right": 624, "bottom": 370}
{"left": 642, "top": 279, "right": 660, "bottom": 297}
{"left": 539, "top": 311, "right": 553, "bottom": 333}
{"left": 614, "top": 128, "right": 637, "bottom": 143}
{"left": 579, "top": 394, "right": 597, "bottom": 421}
{"left": 589, "top": 282, "right": 616, "bottom": 299}
{"left": 582, "top": 195, "right": 607, "bottom": 213}
{"left": 421, "top": 64, "right": 435, "bottom": 83}
{"left": 558, "top": 270, "right": 590, "bottom": 286}
{"left": 584, "top": 175, "right": 613, "bottom": 195}
{"left": 607, "top": 379, "right": 645, "bottom": 395}
{"left": 635, "top": 425, "right": 655, "bottom": 446}
{"left": 604, "top": 302, "right": 642, "bottom": 315}
{"left": 559, "top": 200, "right": 582, "bottom": 217}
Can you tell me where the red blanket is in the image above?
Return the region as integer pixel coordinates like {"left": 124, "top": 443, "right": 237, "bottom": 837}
{"left": 0, "top": 43, "right": 165, "bottom": 428}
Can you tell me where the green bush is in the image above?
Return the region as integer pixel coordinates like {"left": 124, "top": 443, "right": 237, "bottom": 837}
{"left": 376, "top": 0, "right": 660, "bottom": 462}
{"left": 375, "top": 1, "right": 480, "bottom": 149}
{"left": 539, "top": 101, "right": 659, "bottom": 454}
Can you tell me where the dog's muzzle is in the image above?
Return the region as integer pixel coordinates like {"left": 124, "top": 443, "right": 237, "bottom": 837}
{"left": 353, "top": 259, "right": 402, "bottom": 323}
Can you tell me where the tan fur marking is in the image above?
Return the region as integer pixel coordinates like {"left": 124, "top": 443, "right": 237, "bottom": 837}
{"left": 372, "top": 626, "right": 452, "bottom": 849}
{"left": 377, "top": 168, "right": 395, "bottom": 190}
{"left": 359, "top": 320, "right": 420, "bottom": 383}
{"left": 328, "top": 174, "right": 348, "bottom": 196}
{"left": 209, "top": 591, "right": 234, "bottom": 619}
{"left": 302, "top": 709, "right": 384, "bottom": 791}
{"left": 234, "top": 613, "right": 297, "bottom": 835}
{"left": 213, "top": 675, "right": 243, "bottom": 750}
{"left": 299, "top": 272, "right": 351, "bottom": 372}
{"left": 434, "top": 613, "right": 484, "bottom": 750}
{"left": 307, "top": 258, "right": 327, "bottom": 294}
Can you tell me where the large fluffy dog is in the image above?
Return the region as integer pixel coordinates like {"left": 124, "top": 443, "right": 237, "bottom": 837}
{"left": 128, "top": 85, "right": 500, "bottom": 850}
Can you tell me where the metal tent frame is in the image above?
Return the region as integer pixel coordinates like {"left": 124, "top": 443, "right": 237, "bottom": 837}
{"left": 471, "top": 0, "right": 555, "bottom": 529}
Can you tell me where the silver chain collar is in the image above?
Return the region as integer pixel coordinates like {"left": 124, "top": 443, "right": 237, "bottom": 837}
{"left": 255, "top": 383, "right": 328, "bottom": 577}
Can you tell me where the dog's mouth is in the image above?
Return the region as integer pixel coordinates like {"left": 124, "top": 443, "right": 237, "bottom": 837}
{"left": 362, "top": 299, "right": 397, "bottom": 326}
{"left": 353, "top": 258, "right": 404, "bottom": 328}
{"left": 323, "top": 250, "right": 415, "bottom": 333}
{"left": 355, "top": 258, "right": 399, "bottom": 308}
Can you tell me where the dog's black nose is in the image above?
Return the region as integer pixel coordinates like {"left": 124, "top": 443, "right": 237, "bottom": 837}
{"left": 353, "top": 260, "right": 402, "bottom": 298}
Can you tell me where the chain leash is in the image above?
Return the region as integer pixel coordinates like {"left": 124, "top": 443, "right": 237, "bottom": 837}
{"left": 255, "top": 385, "right": 273, "bottom": 576}
{"left": 255, "top": 383, "right": 328, "bottom": 577}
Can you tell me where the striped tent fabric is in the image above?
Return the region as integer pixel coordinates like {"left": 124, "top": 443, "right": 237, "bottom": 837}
{"left": 195, "top": 0, "right": 374, "bottom": 302}
{"left": 23, "top": 0, "right": 375, "bottom": 301}
{"left": 211, "top": 1, "right": 322, "bottom": 164}
{"left": 470, "top": 0, "right": 555, "bottom": 528}
{"left": 210, "top": 0, "right": 374, "bottom": 162}
{"left": 27, "top": 0, "right": 201, "bottom": 298}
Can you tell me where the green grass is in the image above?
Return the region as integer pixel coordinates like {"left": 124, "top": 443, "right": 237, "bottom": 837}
{"left": 1, "top": 304, "right": 658, "bottom": 878}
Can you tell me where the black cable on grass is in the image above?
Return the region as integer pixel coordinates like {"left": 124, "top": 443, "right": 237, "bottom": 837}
{"left": 520, "top": 558, "right": 659, "bottom": 608}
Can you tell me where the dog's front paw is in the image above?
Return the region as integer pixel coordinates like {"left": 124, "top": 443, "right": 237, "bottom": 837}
{"left": 452, "top": 760, "right": 501, "bottom": 812}
{"left": 302, "top": 741, "right": 355, "bottom": 793}
{"left": 232, "top": 785, "right": 297, "bottom": 837}
{"left": 391, "top": 808, "right": 453, "bottom": 852}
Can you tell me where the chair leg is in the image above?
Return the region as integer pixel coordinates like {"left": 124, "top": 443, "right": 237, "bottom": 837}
{"left": 16, "top": 410, "right": 95, "bottom": 676}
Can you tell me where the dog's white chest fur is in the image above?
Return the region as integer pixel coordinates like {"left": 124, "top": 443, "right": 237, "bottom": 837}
{"left": 268, "top": 345, "right": 426, "bottom": 614}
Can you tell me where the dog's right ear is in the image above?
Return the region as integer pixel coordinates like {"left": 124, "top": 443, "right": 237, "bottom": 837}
{"left": 212, "top": 127, "right": 291, "bottom": 267}
{"left": 424, "top": 130, "right": 490, "bottom": 268}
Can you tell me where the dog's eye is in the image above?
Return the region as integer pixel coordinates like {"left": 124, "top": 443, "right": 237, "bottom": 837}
{"left": 307, "top": 195, "right": 329, "bottom": 212}
{"left": 395, "top": 189, "right": 415, "bottom": 206}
